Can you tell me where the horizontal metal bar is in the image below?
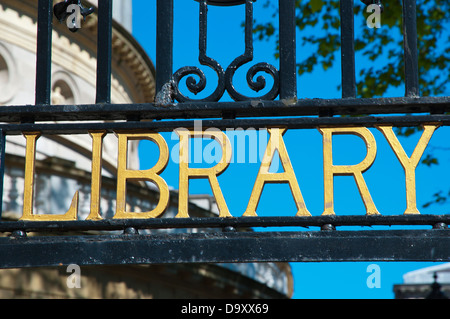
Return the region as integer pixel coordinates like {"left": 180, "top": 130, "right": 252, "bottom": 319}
{"left": 1, "top": 114, "right": 449, "bottom": 135}
{"left": 0, "top": 96, "right": 449, "bottom": 123}
{"left": 0, "top": 229, "right": 447, "bottom": 268}
{"left": 1, "top": 215, "right": 448, "bottom": 234}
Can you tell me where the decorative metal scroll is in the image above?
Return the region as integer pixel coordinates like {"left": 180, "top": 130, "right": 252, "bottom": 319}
{"left": 172, "top": 0, "right": 226, "bottom": 102}
{"left": 172, "top": 0, "right": 279, "bottom": 102}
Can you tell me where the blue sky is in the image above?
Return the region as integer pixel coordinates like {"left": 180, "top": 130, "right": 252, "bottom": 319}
{"left": 131, "top": 0, "right": 448, "bottom": 299}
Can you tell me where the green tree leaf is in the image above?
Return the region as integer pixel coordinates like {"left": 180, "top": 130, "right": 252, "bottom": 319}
{"left": 310, "top": 0, "right": 324, "bottom": 13}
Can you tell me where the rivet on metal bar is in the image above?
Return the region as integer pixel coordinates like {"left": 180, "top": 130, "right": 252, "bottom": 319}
{"left": 10, "top": 230, "right": 27, "bottom": 239}
{"left": 433, "top": 223, "right": 448, "bottom": 230}
{"left": 223, "top": 226, "right": 236, "bottom": 232}
{"left": 321, "top": 224, "right": 336, "bottom": 231}
{"left": 123, "top": 227, "right": 139, "bottom": 235}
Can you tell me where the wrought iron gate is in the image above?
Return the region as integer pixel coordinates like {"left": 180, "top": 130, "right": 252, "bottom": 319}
{"left": 0, "top": 0, "right": 448, "bottom": 269}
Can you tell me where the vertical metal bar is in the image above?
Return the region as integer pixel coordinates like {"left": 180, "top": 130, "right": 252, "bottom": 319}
{"left": 96, "top": 0, "right": 113, "bottom": 104}
{"left": 340, "top": 0, "right": 356, "bottom": 98}
{"left": 0, "top": 130, "right": 5, "bottom": 219}
{"left": 156, "top": 0, "right": 174, "bottom": 94}
{"left": 244, "top": 0, "right": 253, "bottom": 57}
{"left": 402, "top": 0, "right": 419, "bottom": 97}
{"left": 35, "top": 0, "right": 53, "bottom": 105}
{"left": 278, "top": 0, "right": 297, "bottom": 100}
{"left": 199, "top": 0, "right": 208, "bottom": 59}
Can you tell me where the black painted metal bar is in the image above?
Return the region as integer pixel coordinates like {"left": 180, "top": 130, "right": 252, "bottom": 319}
{"left": 0, "top": 130, "right": 5, "bottom": 219}
{"left": 0, "top": 215, "right": 448, "bottom": 234}
{"left": 95, "top": 0, "right": 113, "bottom": 104}
{"left": 1, "top": 95, "right": 450, "bottom": 123}
{"left": 156, "top": 0, "right": 174, "bottom": 95}
{"left": 278, "top": 0, "right": 297, "bottom": 100}
{"left": 35, "top": 0, "right": 53, "bottom": 105}
{"left": 0, "top": 229, "right": 447, "bottom": 268}
{"left": 340, "top": 0, "right": 356, "bottom": 98}
{"left": 0, "top": 113, "right": 449, "bottom": 136}
{"left": 402, "top": 0, "right": 419, "bottom": 97}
